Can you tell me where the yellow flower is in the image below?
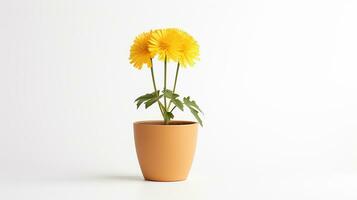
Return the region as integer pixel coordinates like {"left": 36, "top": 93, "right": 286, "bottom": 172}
{"left": 175, "top": 30, "right": 200, "bottom": 67}
{"left": 129, "top": 31, "right": 153, "bottom": 69}
{"left": 130, "top": 28, "right": 200, "bottom": 68}
{"left": 148, "top": 28, "right": 182, "bottom": 62}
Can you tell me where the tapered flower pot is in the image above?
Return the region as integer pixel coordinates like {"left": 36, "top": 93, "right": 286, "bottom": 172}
{"left": 133, "top": 120, "right": 198, "bottom": 182}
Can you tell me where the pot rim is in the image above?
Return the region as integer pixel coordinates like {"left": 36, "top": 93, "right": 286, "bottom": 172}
{"left": 134, "top": 120, "right": 198, "bottom": 127}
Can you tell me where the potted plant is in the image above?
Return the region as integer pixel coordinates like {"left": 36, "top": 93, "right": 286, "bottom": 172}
{"left": 130, "top": 28, "right": 203, "bottom": 182}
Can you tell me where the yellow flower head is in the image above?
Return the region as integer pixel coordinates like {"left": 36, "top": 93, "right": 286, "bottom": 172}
{"left": 130, "top": 28, "right": 200, "bottom": 69}
{"left": 148, "top": 28, "right": 182, "bottom": 62}
{"left": 129, "top": 31, "right": 153, "bottom": 69}
{"left": 175, "top": 30, "right": 200, "bottom": 67}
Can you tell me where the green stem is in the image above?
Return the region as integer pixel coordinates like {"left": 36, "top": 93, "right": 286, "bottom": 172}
{"left": 168, "top": 62, "right": 180, "bottom": 110}
{"left": 150, "top": 61, "right": 158, "bottom": 92}
{"left": 163, "top": 56, "right": 169, "bottom": 124}
{"left": 150, "top": 59, "right": 165, "bottom": 118}
{"left": 170, "top": 106, "right": 176, "bottom": 113}
{"left": 172, "top": 62, "right": 180, "bottom": 93}
{"left": 164, "top": 56, "right": 167, "bottom": 108}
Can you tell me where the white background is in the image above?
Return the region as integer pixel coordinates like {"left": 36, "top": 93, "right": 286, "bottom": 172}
{"left": 1, "top": 0, "right": 357, "bottom": 199}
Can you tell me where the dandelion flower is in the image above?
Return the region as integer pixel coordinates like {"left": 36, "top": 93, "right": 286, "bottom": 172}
{"left": 176, "top": 30, "right": 200, "bottom": 67}
{"left": 129, "top": 31, "right": 153, "bottom": 69}
{"left": 148, "top": 29, "right": 181, "bottom": 62}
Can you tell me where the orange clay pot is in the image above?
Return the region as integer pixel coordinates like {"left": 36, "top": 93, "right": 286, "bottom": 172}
{"left": 133, "top": 120, "right": 198, "bottom": 182}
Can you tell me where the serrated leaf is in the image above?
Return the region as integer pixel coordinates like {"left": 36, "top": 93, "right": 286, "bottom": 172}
{"left": 163, "top": 89, "right": 179, "bottom": 99}
{"left": 183, "top": 96, "right": 203, "bottom": 113}
{"left": 188, "top": 107, "right": 203, "bottom": 126}
{"left": 135, "top": 91, "right": 160, "bottom": 109}
{"left": 134, "top": 91, "right": 159, "bottom": 102}
{"left": 171, "top": 98, "right": 184, "bottom": 111}
{"left": 136, "top": 99, "right": 145, "bottom": 109}
{"left": 135, "top": 93, "right": 153, "bottom": 103}
{"left": 183, "top": 96, "right": 203, "bottom": 126}
{"left": 145, "top": 95, "right": 163, "bottom": 109}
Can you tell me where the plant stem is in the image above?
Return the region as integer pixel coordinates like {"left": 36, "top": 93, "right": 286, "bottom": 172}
{"left": 150, "top": 59, "right": 165, "bottom": 118}
{"left": 172, "top": 62, "right": 180, "bottom": 93}
{"left": 150, "top": 60, "right": 158, "bottom": 92}
{"left": 164, "top": 56, "right": 167, "bottom": 109}
{"left": 170, "top": 106, "right": 176, "bottom": 113}
{"left": 168, "top": 62, "right": 180, "bottom": 110}
{"left": 163, "top": 56, "right": 168, "bottom": 124}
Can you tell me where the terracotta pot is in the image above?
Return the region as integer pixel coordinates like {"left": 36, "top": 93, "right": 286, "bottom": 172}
{"left": 133, "top": 120, "right": 198, "bottom": 182}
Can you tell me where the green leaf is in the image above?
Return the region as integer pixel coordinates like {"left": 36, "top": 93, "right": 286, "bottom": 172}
{"left": 158, "top": 101, "right": 166, "bottom": 112}
{"left": 145, "top": 95, "right": 163, "bottom": 109}
{"left": 163, "top": 89, "right": 179, "bottom": 99}
{"left": 136, "top": 99, "right": 145, "bottom": 109}
{"left": 189, "top": 107, "right": 203, "bottom": 126}
{"left": 135, "top": 92, "right": 154, "bottom": 102}
{"left": 183, "top": 96, "right": 203, "bottom": 113}
{"left": 183, "top": 96, "right": 203, "bottom": 126}
{"left": 159, "top": 100, "right": 174, "bottom": 121}
{"left": 168, "top": 112, "right": 174, "bottom": 120}
{"left": 134, "top": 91, "right": 159, "bottom": 109}
{"left": 171, "top": 98, "right": 184, "bottom": 111}
{"left": 163, "top": 111, "right": 174, "bottom": 121}
{"left": 163, "top": 90, "right": 183, "bottom": 111}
